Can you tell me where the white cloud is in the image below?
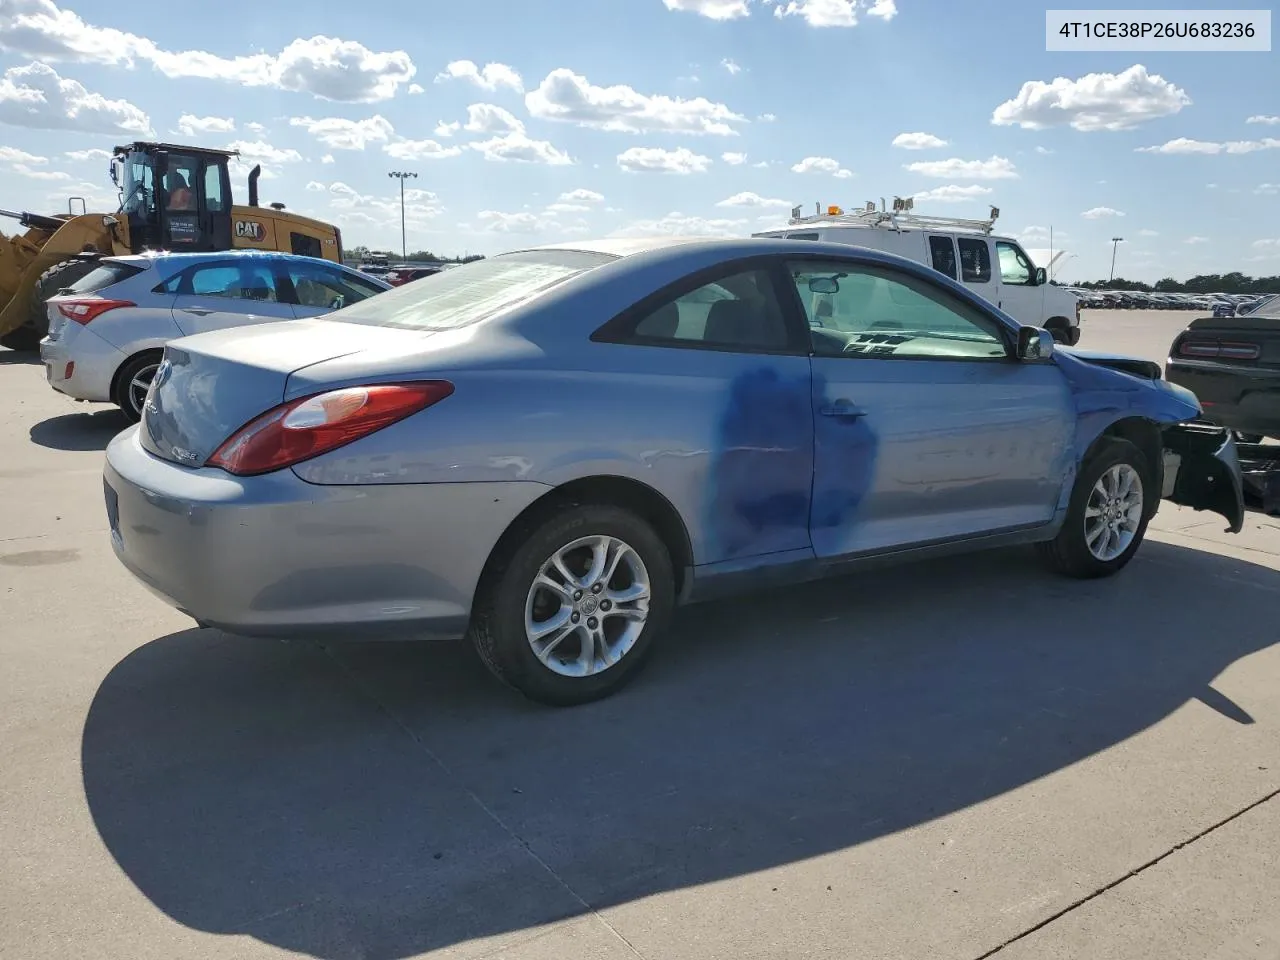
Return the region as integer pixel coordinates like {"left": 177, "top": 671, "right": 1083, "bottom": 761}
{"left": 1138, "top": 228, "right": 1159, "bottom": 236}
{"left": 407, "top": 83, "right": 424, "bottom": 95}
{"left": 1034, "top": 145, "right": 1053, "bottom": 154}
{"left": 63, "top": 147, "right": 111, "bottom": 161}
{"left": 1256, "top": 184, "right": 1279, "bottom": 196}
{"left": 463, "top": 102, "right": 525, "bottom": 135}
{"left": 662, "top": 0, "right": 750, "bottom": 18}
{"left": 1253, "top": 239, "right": 1280, "bottom": 249}
{"left": 721, "top": 58, "right": 743, "bottom": 75}
{"left": 617, "top": 145, "right": 712, "bottom": 174}
{"left": 912, "top": 184, "right": 994, "bottom": 203}
{"left": 1184, "top": 236, "right": 1208, "bottom": 244}
{"left": 1246, "top": 115, "right": 1280, "bottom": 125}
{"left": 753, "top": 159, "right": 770, "bottom": 168}
{"left": 1135, "top": 136, "right": 1280, "bottom": 155}
{"left": 609, "top": 210, "right": 747, "bottom": 238}
{"left": 772, "top": 0, "right": 897, "bottom": 27}
{"left": 322, "top": 181, "right": 443, "bottom": 228}
{"left": 0, "top": 60, "right": 150, "bottom": 134}
{"left": 991, "top": 64, "right": 1190, "bottom": 132}
{"left": 0, "top": 145, "right": 45, "bottom": 163}
{"left": 0, "top": 3, "right": 418, "bottom": 102}
{"left": 1081, "top": 206, "right": 1124, "bottom": 219}
{"left": 559, "top": 188, "right": 604, "bottom": 203}
{"left": 226, "top": 139, "right": 303, "bottom": 164}
{"left": 476, "top": 210, "right": 555, "bottom": 233}
{"left": 245, "top": 121, "right": 266, "bottom": 134}
{"left": 758, "top": 112, "right": 776, "bottom": 122}
{"left": 435, "top": 59, "right": 523, "bottom": 93}
{"left": 289, "top": 114, "right": 393, "bottom": 150}
{"left": 305, "top": 180, "right": 327, "bottom": 191}
{"left": 546, "top": 202, "right": 590, "bottom": 213}
{"left": 384, "top": 138, "right": 464, "bottom": 161}
{"left": 791, "top": 155, "right": 853, "bottom": 178}
{"left": 176, "top": 113, "right": 234, "bottom": 136}
{"left": 469, "top": 131, "right": 573, "bottom": 165}
{"left": 526, "top": 68, "right": 746, "bottom": 135}
{"left": 715, "top": 190, "right": 792, "bottom": 208}
{"left": 11, "top": 162, "right": 70, "bottom": 180}
{"left": 435, "top": 120, "right": 461, "bottom": 138}
{"left": 905, "top": 155, "right": 1018, "bottom": 179}
{"left": 320, "top": 153, "right": 334, "bottom": 163}
{"left": 892, "top": 131, "right": 947, "bottom": 150}
{"left": 722, "top": 151, "right": 747, "bottom": 165}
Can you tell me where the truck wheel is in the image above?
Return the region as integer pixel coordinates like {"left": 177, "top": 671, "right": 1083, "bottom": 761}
{"left": 1044, "top": 317, "right": 1076, "bottom": 346}
{"left": 1036, "top": 438, "right": 1152, "bottom": 579}
{"left": 1, "top": 258, "right": 100, "bottom": 351}
{"left": 469, "top": 503, "right": 675, "bottom": 706}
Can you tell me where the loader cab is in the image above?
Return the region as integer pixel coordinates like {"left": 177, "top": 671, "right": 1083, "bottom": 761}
{"left": 112, "top": 142, "right": 233, "bottom": 255}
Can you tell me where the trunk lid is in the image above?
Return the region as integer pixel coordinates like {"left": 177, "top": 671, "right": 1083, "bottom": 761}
{"left": 1172, "top": 314, "right": 1280, "bottom": 370}
{"left": 139, "top": 319, "right": 432, "bottom": 466}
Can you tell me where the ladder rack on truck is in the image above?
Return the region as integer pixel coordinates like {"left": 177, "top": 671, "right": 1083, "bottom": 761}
{"left": 786, "top": 196, "right": 1002, "bottom": 236}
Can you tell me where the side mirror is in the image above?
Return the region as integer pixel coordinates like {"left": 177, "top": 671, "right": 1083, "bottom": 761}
{"left": 1017, "top": 325, "right": 1055, "bottom": 362}
{"left": 1034, "top": 266, "right": 1047, "bottom": 286}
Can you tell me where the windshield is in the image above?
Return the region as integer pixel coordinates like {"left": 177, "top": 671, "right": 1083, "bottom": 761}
{"left": 330, "top": 249, "right": 617, "bottom": 331}
{"left": 120, "top": 152, "right": 155, "bottom": 217}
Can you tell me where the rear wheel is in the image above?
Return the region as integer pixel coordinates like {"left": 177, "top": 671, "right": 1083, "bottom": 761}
{"left": 469, "top": 503, "right": 675, "bottom": 706}
{"left": 112, "top": 351, "right": 163, "bottom": 423}
{"left": 1037, "top": 438, "right": 1152, "bottom": 578}
{"left": 1044, "top": 317, "right": 1077, "bottom": 346}
{"left": 0, "top": 258, "right": 99, "bottom": 351}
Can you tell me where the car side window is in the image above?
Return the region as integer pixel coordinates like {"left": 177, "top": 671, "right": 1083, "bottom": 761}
{"left": 183, "top": 263, "right": 280, "bottom": 302}
{"left": 995, "top": 241, "right": 1034, "bottom": 286}
{"left": 288, "top": 262, "right": 380, "bottom": 310}
{"left": 928, "top": 235, "right": 958, "bottom": 280}
{"left": 957, "top": 238, "right": 992, "bottom": 284}
{"left": 786, "top": 260, "right": 1008, "bottom": 361}
{"left": 628, "top": 268, "right": 792, "bottom": 351}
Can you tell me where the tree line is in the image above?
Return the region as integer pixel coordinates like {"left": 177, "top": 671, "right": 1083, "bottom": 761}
{"left": 347, "top": 245, "right": 485, "bottom": 264}
{"left": 1068, "top": 272, "right": 1280, "bottom": 294}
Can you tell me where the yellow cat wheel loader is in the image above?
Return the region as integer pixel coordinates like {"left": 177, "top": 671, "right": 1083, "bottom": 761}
{"left": 0, "top": 141, "right": 344, "bottom": 351}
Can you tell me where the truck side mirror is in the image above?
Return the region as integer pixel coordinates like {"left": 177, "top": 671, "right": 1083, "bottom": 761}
{"left": 1034, "top": 266, "right": 1047, "bottom": 286}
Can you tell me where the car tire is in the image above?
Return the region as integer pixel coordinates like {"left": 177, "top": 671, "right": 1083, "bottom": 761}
{"left": 112, "top": 351, "right": 163, "bottom": 423}
{"left": 2, "top": 257, "right": 99, "bottom": 351}
{"left": 1036, "top": 438, "right": 1152, "bottom": 579}
{"left": 469, "top": 502, "right": 676, "bottom": 706}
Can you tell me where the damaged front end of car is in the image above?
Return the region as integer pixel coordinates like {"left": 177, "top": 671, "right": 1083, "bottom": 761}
{"left": 1160, "top": 421, "right": 1247, "bottom": 533}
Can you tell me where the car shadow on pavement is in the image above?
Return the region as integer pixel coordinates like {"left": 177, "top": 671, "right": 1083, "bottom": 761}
{"left": 0, "top": 348, "right": 39, "bottom": 365}
{"left": 81, "top": 539, "right": 1279, "bottom": 959}
{"left": 29, "top": 409, "right": 127, "bottom": 451}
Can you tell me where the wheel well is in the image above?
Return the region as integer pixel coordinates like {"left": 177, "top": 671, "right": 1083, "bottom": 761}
{"left": 1091, "top": 417, "right": 1163, "bottom": 500}
{"left": 482, "top": 476, "right": 695, "bottom": 597}
{"left": 1044, "top": 315, "right": 1071, "bottom": 329}
{"left": 109, "top": 347, "right": 164, "bottom": 404}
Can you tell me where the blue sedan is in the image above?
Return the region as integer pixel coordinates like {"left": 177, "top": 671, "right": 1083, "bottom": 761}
{"left": 103, "top": 237, "right": 1247, "bottom": 705}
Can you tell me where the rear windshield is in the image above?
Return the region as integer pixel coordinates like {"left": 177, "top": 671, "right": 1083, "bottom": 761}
{"left": 329, "top": 249, "right": 617, "bottom": 331}
{"left": 66, "top": 260, "right": 145, "bottom": 294}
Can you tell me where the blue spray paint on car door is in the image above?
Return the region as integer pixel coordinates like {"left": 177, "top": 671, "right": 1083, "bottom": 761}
{"left": 706, "top": 365, "right": 815, "bottom": 560}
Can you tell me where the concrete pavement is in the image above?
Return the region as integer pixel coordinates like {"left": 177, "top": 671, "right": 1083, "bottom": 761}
{"left": 1, "top": 309, "right": 1278, "bottom": 959}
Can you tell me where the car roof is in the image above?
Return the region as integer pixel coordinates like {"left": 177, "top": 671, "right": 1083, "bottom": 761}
{"left": 516, "top": 235, "right": 931, "bottom": 268}
{"left": 106, "top": 251, "right": 346, "bottom": 268}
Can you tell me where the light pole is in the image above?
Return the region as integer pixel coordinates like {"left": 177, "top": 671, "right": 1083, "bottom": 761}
{"left": 388, "top": 170, "right": 417, "bottom": 259}
{"left": 1109, "top": 236, "right": 1124, "bottom": 282}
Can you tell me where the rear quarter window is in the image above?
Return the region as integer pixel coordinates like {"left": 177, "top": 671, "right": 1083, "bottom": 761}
{"left": 66, "top": 261, "right": 145, "bottom": 294}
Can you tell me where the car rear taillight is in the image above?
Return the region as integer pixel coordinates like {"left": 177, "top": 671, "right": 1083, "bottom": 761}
{"left": 56, "top": 298, "right": 135, "bottom": 324}
{"left": 207, "top": 381, "right": 454, "bottom": 476}
{"left": 1176, "top": 339, "right": 1261, "bottom": 361}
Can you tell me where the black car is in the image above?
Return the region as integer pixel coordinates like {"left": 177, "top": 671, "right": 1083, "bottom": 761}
{"left": 1166, "top": 297, "right": 1280, "bottom": 441}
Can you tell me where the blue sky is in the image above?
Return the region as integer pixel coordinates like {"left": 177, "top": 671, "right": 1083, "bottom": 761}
{"left": 1, "top": 0, "right": 1277, "bottom": 282}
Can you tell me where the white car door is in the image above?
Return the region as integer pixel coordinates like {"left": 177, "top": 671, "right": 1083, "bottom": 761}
{"left": 993, "top": 239, "right": 1045, "bottom": 326}
{"left": 169, "top": 260, "right": 294, "bottom": 336}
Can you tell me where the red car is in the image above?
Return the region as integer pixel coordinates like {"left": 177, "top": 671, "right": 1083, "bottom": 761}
{"left": 385, "top": 266, "right": 442, "bottom": 286}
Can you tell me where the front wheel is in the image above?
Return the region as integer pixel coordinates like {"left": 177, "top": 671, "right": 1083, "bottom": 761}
{"left": 469, "top": 503, "right": 675, "bottom": 706}
{"left": 1037, "top": 438, "right": 1152, "bottom": 578}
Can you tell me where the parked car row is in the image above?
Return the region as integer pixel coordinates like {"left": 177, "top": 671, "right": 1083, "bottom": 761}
{"left": 1069, "top": 289, "right": 1275, "bottom": 314}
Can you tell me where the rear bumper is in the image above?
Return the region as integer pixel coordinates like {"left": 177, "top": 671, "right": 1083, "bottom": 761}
{"left": 103, "top": 425, "right": 552, "bottom": 640}
{"left": 1164, "top": 360, "right": 1280, "bottom": 439}
{"left": 39, "top": 325, "right": 122, "bottom": 403}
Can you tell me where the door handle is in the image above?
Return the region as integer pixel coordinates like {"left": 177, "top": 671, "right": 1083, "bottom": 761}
{"left": 819, "top": 399, "right": 867, "bottom": 418}
{"left": 181, "top": 307, "right": 214, "bottom": 316}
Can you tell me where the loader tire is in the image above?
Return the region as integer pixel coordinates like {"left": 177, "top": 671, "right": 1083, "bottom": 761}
{"left": 0, "top": 258, "right": 100, "bottom": 352}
